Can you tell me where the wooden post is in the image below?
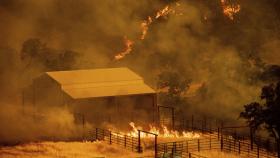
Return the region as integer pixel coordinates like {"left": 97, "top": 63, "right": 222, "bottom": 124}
{"left": 153, "top": 94, "right": 157, "bottom": 124}
{"left": 109, "top": 131, "right": 112, "bottom": 144}
{"left": 218, "top": 128, "right": 220, "bottom": 140}
{"left": 201, "top": 120, "right": 203, "bottom": 133}
{"left": 209, "top": 121, "right": 212, "bottom": 133}
{"left": 172, "top": 107, "right": 175, "bottom": 130}
{"left": 82, "top": 114, "right": 85, "bottom": 140}
{"left": 189, "top": 153, "right": 191, "bottom": 158}
{"left": 95, "top": 128, "right": 98, "bottom": 140}
{"left": 157, "top": 106, "right": 160, "bottom": 126}
{"left": 221, "top": 128, "right": 223, "bottom": 151}
{"left": 154, "top": 135, "right": 158, "bottom": 158}
{"left": 138, "top": 130, "right": 141, "bottom": 153}
{"left": 172, "top": 142, "right": 176, "bottom": 156}
{"left": 250, "top": 127, "right": 254, "bottom": 150}
{"left": 238, "top": 141, "right": 241, "bottom": 154}
{"left": 124, "top": 135, "right": 126, "bottom": 147}
{"left": 132, "top": 137, "right": 134, "bottom": 151}
{"left": 192, "top": 115, "right": 194, "bottom": 130}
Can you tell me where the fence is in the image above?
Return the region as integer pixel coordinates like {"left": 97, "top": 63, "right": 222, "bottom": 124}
{"left": 92, "top": 128, "right": 140, "bottom": 152}
{"left": 156, "top": 117, "right": 279, "bottom": 158}
{"left": 157, "top": 135, "right": 220, "bottom": 158}
{"left": 222, "top": 135, "right": 278, "bottom": 158}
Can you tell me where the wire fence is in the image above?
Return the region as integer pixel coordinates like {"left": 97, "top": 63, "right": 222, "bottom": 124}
{"left": 156, "top": 114, "right": 279, "bottom": 158}
{"left": 91, "top": 128, "right": 140, "bottom": 152}
{"left": 157, "top": 134, "right": 220, "bottom": 158}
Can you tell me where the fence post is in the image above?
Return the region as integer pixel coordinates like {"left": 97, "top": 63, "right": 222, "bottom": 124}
{"left": 218, "top": 128, "right": 220, "bottom": 140}
{"left": 209, "top": 121, "right": 212, "bottom": 133}
{"left": 95, "top": 128, "right": 98, "bottom": 140}
{"left": 192, "top": 115, "right": 194, "bottom": 130}
{"left": 154, "top": 135, "right": 158, "bottom": 158}
{"left": 221, "top": 129, "right": 223, "bottom": 151}
{"left": 172, "top": 107, "right": 175, "bottom": 130}
{"left": 239, "top": 141, "right": 241, "bottom": 154}
{"left": 250, "top": 127, "right": 254, "bottom": 150}
{"left": 132, "top": 137, "right": 134, "bottom": 151}
{"left": 201, "top": 120, "right": 203, "bottom": 133}
{"left": 82, "top": 114, "right": 85, "bottom": 140}
{"left": 109, "top": 131, "right": 112, "bottom": 144}
{"left": 124, "top": 135, "right": 126, "bottom": 147}
{"left": 138, "top": 130, "right": 141, "bottom": 153}
{"left": 198, "top": 139, "right": 200, "bottom": 152}
{"left": 189, "top": 153, "right": 191, "bottom": 158}
{"left": 172, "top": 142, "right": 176, "bottom": 156}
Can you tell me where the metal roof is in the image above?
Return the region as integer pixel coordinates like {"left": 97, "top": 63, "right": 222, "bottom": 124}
{"left": 46, "top": 67, "right": 155, "bottom": 99}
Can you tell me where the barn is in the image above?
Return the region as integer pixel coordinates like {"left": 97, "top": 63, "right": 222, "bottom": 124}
{"left": 33, "top": 67, "right": 157, "bottom": 129}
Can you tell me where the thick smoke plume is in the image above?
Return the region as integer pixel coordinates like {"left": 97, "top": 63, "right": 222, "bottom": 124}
{"left": 0, "top": 0, "right": 280, "bottom": 142}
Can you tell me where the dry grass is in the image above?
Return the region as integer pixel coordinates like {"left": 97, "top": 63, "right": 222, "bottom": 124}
{"left": 192, "top": 150, "right": 240, "bottom": 158}
{"left": 0, "top": 141, "right": 153, "bottom": 158}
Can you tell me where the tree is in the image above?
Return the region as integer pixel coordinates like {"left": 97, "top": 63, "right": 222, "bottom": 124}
{"left": 240, "top": 81, "right": 280, "bottom": 156}
{"left": 20, "top": 38, "right": 79, "bottom": 71}
{"left": 157, "top": 68, "right": 191, "bottom": 108}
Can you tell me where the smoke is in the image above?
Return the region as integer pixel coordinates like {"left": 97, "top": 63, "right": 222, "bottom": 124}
{"left": 0, "top": 102, "right": 90, "bottom": 143}
{"left": 0, "top": 0, "right": 279, "bottom": 142}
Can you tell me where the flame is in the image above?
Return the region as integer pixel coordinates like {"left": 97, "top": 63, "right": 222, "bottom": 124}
{"left": 126, "top": 122, "right": 200, "bottom": 139}
{"left": 114, "top": 3, "right": 182, "bottom": 60}
{"left": 156, "top": 5, "right": 172, "bottom": 19}
{"left": 114, "top": 37, "right": 134, "bottom": 60}
{"left": 221, "top": 0, "right": 241, "bottom": 20}
{"left": 140, "top": 16, "right": 153, "bottom": 40}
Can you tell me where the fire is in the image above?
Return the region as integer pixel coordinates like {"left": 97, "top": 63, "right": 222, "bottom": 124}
{"left": 156, "top": 5, "right": 172, "bottom": 19}
{"left": 114, "top": 3, "right": 182, "bottom": 60}
{"left": 221, "top": 0, "right": 241, "bottom": 20}
{"left": 140, "top": 16, "right": 153, "bottom": 40}
{"left": 126, "top": 122, "right": 200, "bottom": 139}
{"left": 114, "top": 37, "right": 134, "bottom": 60}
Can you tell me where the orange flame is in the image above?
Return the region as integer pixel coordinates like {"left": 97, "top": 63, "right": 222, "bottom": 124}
{"left": 114, "top": 37, "right": 134, "bottom": 60}
{"left": 126, "top": 122, "right": 200, "bottom": 139}
{"left": 221, "top": 0, "right": 241, "bottom": 20}
{"left": 156, "top": 5, "right": 172, "bottom": 19}
{"left": 140, "top": 16, "right": 153, "bottom": 40}
{"left": 115, "top": 3, "right": 182, "bottom": 60}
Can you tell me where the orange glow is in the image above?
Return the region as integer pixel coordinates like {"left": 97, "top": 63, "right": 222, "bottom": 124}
{"left": 115, "top": 4, "right": 182, "bottom": 60}
{"left": 140, "top": 16, "right": 153, "bottom": 40}
{"left": 126, "top": 122, "right": 200, "bottom": 139}
{"left": 156, "top": 5, "right": 172, "bottom": 19}
{"left": 114, "top": 37, "right": 134, "bottom": 60}
{"left": 221, "top": 0, "right": 241, "bottom": 20}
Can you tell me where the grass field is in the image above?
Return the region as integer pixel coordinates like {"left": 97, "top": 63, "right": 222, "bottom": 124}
{"left": 0, "top": 141, "right": 243, "bottom": 158}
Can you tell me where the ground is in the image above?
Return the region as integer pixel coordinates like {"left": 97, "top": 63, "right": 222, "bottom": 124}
{"left": 0, "top": 141, "right": 241, "bottom": 158}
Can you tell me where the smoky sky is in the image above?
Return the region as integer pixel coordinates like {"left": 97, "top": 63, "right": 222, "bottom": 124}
{"left": 0, "top": 0, "right": 280, "bottom": 142}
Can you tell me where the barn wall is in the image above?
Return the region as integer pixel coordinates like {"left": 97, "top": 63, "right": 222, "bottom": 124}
{"left": 71, "top": 94, "right": 155, "bottom": 131}
{"left": 34, "top": 74, "right": 64, "bottom": 112}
